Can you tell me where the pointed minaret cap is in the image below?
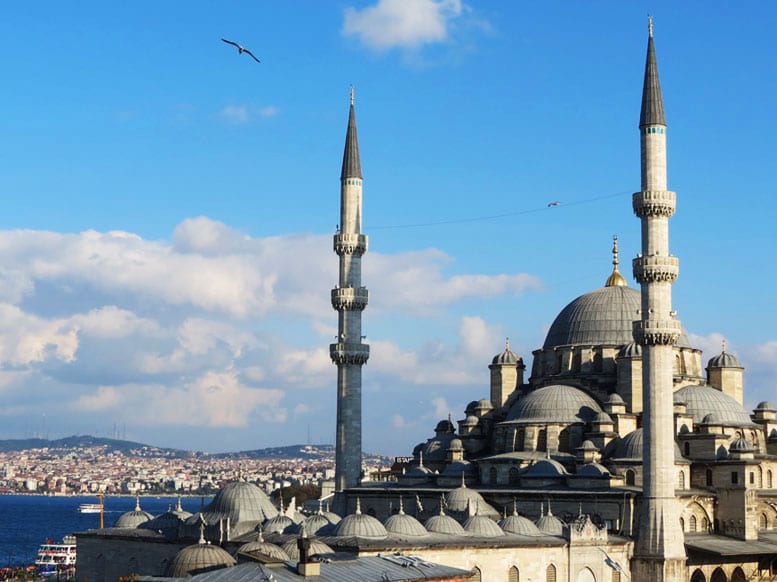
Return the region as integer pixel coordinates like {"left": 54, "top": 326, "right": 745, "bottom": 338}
{"left": 640, "top": 15, "right": 666, "bottom": 127}
{"left": 605, "top": 235, "right": 628, "bottom": 287}
{"left": 341, "top": 85, "right": 363, "bottom": 180}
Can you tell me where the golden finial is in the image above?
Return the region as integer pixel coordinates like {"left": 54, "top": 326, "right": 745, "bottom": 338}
{"left": 350, "top": 85, "right": 355, "bottom": 106}
{"left": 605, "top": 235, "right": 628, "bottom": 287}
{"left": 648, "top": 15, "right": 654, "bottom": 38}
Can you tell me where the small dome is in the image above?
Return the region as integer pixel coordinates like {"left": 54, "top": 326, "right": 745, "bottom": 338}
{"left": 499, "top": 510, "right": 541, "bottom": 536}
{"left": 300, "top": 513, "right": 336, "bottom": 536}
{"left": 505, "top": 385, "right": 601, "bottom": 424}
{"left": 139, "top": 505, "right": 186, "bottom": 536}
{"left": 465, "top": 401, "right": 479, "bottom": 414}
{"left": 536, "top": 511, "right": 565, "bottom": 536}
{"left": 606, "top": 393, "right": 626, "bottom": 405}
{"left": 757, "top": 401, "right": 776, "bottom": 411}
{"left": 475, "top": 399, "right": 494, "bottom": 411}
{"left": 462, "top": 415, "right": 479, "bottom": 427}
{"left": 262, "top": 514, "right": 297, "bottom": 535}
{"left": 492, "top": 339, "right": 521, "bottom": 365}
{"left": 418, "top": 434, "right": 456, "bottom": 461}
{"left": 195, "top": 481, "right": 278, "bottom": 527}
{"left": 608, "top": 428, "right": 683, "bottom": 460}
{"left": 237, "top": 539, "right": 290, "bottom": 562}
{"left": 424, "top": 507, "right": 466, "bottom": 535}
{"left": 730, "top": 437, "right": 755, "bottom": 453}
{"left": 334, "top": 500, "right": 388, "bottom": 539}
{"left": 167, "top": 541, "right": 236, "bottom": 577}
{"left": 463, "top": 515, "right": 505, "bottom": 537}
{"left": 592, "top": 411, "right": 614, "bottom": 424}
{"left": 708, "top": 351, "right": 742, "bottom": 368}
{"left": 281, "top": 538, "right": 334, "bottom": 561}
{"left": 449, "top": 438, "right": 464, "bottom": 451}
{"left": 578, "top": 440, "right": 598, "bottom": 451}
{"left": 674, "top": 385, "right": 755, "bottom": 427}
{"left": 384, "top": 504, "right": 428, "bottom": 538}
{"left": 405, "top": 464, "right": 433, "bottom": 478}
{"left": 577, "top": 462, "right": 611, "bottom": 477}
{"left": 440, "top": 460, "right": 477, "bottom": 479}
{"left": 702, "top": 413, "right": 721, "bottom": 425}
{"left": 320, "top": 509, "right": 342, "bottom": 525}
{"left": 435, "top": 419, "right": 455, "bottom": 434}
{"left": 445, "top": 483, "right": 486, "bottom": 513}
{"left": 523, "top": 459, "right": 567, "bottom": 478}
{"left": 114, "top": 498, "right": 154, "bottom": 528}
{"left": 618, "top": 342, "right": 642, "bottom": 358}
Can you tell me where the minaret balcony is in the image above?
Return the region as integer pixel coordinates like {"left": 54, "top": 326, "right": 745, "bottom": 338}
{"left": 633, "top": 319, "right": 682, "bottom": 346}
{"left": 331, "top": 287, "right": 369, "bottom": 311}
{"left": 632, "top": 190, "right": 676, "bottom": 218}
{"left": 334, "top": 233, "right": 368, "bottom": 256}
{"left": 632, "top": 255, "right": 679, "bottom": 284}
{"left": 329, "top": 342, "right": 370, "bottom": 365}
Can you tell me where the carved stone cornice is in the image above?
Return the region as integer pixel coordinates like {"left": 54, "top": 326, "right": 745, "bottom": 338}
{"left": 333, "top": 233, "right": 368, "bottom": 256}
{"left": 633, "top": 319, "right": 682, "bottom": 346}
{"left": 330, "top": 342, "right": 370, "bottom": 365}
{"left": 331, "top": 287, "right": 369, "bottom": 311}
{"left": 633, "top": 255, "right": 679, "bottom": 284}
{"left": 632, "top": 190, "right": 676, "bottom": 218}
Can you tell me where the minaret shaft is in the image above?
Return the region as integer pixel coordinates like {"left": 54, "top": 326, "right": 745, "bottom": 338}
{"left": 331, "top": 92, "right": 369, "bottom": 493}
{"left": 631, "top": 21, "right": 687, "bottom": 582}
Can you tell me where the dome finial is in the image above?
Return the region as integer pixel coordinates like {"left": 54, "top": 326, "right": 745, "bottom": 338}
{"left": 398, "top": 496, "right": 405, "bottom": 515}
{"left": 513, "top": 498, "right": 518, "bottom": 517}
{"left": 722, "top": 339, "right": 727, "bottom": 354}
{"left": 350, "top": 85, "right": 355, "bottom": 106}
{"left": 605, "top": 235, "right": 628, "bottom": 287}
{"left": 648, "top": 15, "right": 654, "bottom": 38}
{"left": 355, "top": 497, "right": 362, "bottom": 515}
{"left": 135, "top": 493, "right": 141, "bottom": 511}
{"left": 505, "top": 337, "right": 510, "bottom": 351}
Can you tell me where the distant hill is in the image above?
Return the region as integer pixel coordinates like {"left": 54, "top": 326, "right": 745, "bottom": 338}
{"left": 0, "top": 437, "right": 389, "bottom": 461}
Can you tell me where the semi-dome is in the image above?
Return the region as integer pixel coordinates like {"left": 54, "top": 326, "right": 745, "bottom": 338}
{"left": 463, "top": 515, "right": 505, "bottom": 537}
{"left": 114, "top": 497, "right": 154, "bottom": 528}
{"left": 708, "top": 351, "right": 742, "bottom": 368}
{"left": 523, "top": 459, "right": 567, "bottom": 478}
{"left": 334, "top": 500, "right": 388, "bottom": 539}
{"left": 674, "top": 384, "right": 755, "bottom": 427}
{"left": 577, "top": 462, "right": 611, "bottom": 477}
{"left": 505, "top": 384, "right": 601, "bottom": 424}
{"left": 543, "top": 286, "right": 691, "bottom": 349}
{"left": 195, "top": 481, "right": 278, "bottom": 527}
{"left": 424, "top": 506, "right": 466, "bottom": 535}
{"left": 384, "top": 501, "right": 428, "bottom": 538}
{"left": 440, "top": 460, "right": 477, "bottom": 479}
{"left": 609, "top": 428, "right": 683, "bottom": 460}
{"left": 281, "top": 538, "right": 335, "bottom": 561}
{"left": 167, "top": 540, "right": 236, "bottom": 577}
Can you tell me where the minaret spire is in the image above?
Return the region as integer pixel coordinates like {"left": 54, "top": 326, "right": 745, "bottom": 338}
{"left": 631, "top": 21, "right": 686, "bottom": 582}
{"left": 331, "top": 87, "right": 369, "bottom": 493}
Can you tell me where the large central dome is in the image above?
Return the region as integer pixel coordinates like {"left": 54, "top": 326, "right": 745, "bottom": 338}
{"left": 543, "top": 286, "right": 690, "bottom": 349}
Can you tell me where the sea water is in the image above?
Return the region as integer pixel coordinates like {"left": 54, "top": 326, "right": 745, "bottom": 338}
{"left": 0, "top": 495, "right": 209, "bottom": 567}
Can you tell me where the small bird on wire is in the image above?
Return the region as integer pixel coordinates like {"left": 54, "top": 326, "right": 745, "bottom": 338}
{"left": 221, "top": 38, "right": 261, "bottom": 63}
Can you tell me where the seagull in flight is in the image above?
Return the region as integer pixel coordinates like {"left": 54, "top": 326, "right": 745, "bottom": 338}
{"left": 221, "top": 38, "right": 261, "bottom": 63}
{"left": 547, "top": 201, "right": 561, "bottom": 207}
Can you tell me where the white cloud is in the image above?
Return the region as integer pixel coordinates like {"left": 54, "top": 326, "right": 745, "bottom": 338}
{"left": 687, "top": 332, "right": 728, "bottom": 361}
{"left": 259, "top": 106, "right": 280, "bottom": 118}
{"left": 431, "top": 396, "right": 450, "bottom": 418}
{"left": 219, "top": 104, "right": 250, "bottom": 124}
{"left": 343, "top": 0, "right": 463, "bottom": 51}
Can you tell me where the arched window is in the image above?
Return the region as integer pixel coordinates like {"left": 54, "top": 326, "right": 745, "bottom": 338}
{"left": 678, "top": 471, "right": 685, "bottom": 489}
{"left": 471, "top": 566, "right": 482, "bottom": 582}
{"left": 509, "top": 566, "right": 520, "bottom": 582}
{"left": 680, "top": 517, "right": 685, "bottom": 531}
{"left": 761, "top": 513, "right": 768, "bottom": 530}
{"left": 684, "top": 442, "right": 690, "bottom": 456}
{"left": 706, "top": 469, "right": 713, "bottom": 486}
{"left": 538, "top": 429, "right": 548, "bottom": 452}
{"left": 750, "top": 472, "right": 755, "bottom": 485}
{"left": 691, "top": 569, "right": 706, "bottom": 582}
{"left": 710, "top": 567, "right": 727, "bottom": 582}
{"left": 689, "top": 515, "right": 697, "bottom": 532}
{"left": 489, "top": 467, "right": 498, "bottom": 485}
{"left": 732, "top": 567, "right": 746, "bottom": 582}
{"left": 516, "top": 429, "right": 525, "bottom": 452}
{"left": 576, "top": 566, "right": 596, "bottom": 582}
{"left": 626, "top": 470, "right": 636, "bottom": 486}
{"left": 702, "top": 517, "right": 709, "bottom": 531}
{"left": 509, "top": 466, "right": 521, "bottom": 485}
{"left": 547, "top": 564, "right": 557, "bottom": 582}
{"left": 559, "top": 429, "right": 570, "bottom": 452}
{"left": 768, "top": 470, "right": 773, "bottom": 489}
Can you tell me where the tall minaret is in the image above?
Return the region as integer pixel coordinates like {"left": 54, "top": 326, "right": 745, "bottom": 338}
{"left": 330, "top": 87, "right": 369, "bottom": 492}
{"left": 631, "top": 18, "right": 686, "bottom": 582}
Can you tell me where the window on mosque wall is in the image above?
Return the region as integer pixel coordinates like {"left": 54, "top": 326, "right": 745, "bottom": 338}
{"left": 751, "top": 472, "right": 755, "bottom": 485}
{"left": 509, "top": 566, "right": 519, "bottom": 582}
{"left": 625, "top": 470, "right": 636, "bottom": 486}
{"left": 547, "top": 564, "right": 557, "bottom": 582}
{"left": 761, "top": 513, "right": 768, "bottom": 530}
{"left": 471, "top": 566, "right": 482, "bottom": 582}
{"left": 689, "top": 515, "right": 697, "bottom": 532}
{"left": 732, "top": 471, "right": 739, "bottom": 485}
{"left": 706, "top": 469, "right": 713, "bottom": 486}
{"left": 768, "top": 470, "right": 773, "bottom": 488}
{"left": 678, "top": 471, "right": 685, "bottom": 489}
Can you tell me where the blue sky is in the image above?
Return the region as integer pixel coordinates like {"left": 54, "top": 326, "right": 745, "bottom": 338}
{"left": 0, "top": 1, "right": 775, "bottom": 455}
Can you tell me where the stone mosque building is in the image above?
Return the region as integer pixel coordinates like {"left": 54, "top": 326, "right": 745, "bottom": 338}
{"left": 74, "top": 21, "right": 777, "bottom": 582}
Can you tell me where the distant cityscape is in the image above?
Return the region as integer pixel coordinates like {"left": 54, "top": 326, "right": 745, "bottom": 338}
{"left": 0, "top": 436, "right": 392, "bottom": 496}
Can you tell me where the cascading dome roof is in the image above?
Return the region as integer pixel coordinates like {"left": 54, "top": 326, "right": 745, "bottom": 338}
{"left": 505, "top": 384, "right": 601, "bottom": 424}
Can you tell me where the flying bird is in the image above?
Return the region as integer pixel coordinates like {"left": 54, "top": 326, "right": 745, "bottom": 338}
{"left": 221, "top": 38, "right": 261, "bottom": 63}
{"left": 547, "top": 201, "right": 561, "bottom": 207}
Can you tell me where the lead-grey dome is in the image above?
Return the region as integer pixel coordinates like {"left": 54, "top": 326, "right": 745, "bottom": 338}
{"left": 115, "top": 498, "right": 154, "bottom": 528}
{"left": 384, "top": 506, "right": 428, "bottom": 538}
{"left": 281, "top": 538, "right": 334, "bottom": 561}
{"left": 523, "top": 459, "right": 567, "bottom": 478}
{"left": 424, "top": 508, "right": 466, "bottom": 535}
{"left": 674, "top": 384, "right": 755, "bottom": 427}
{"left": 167, "top": 541, "right": 236, "bottom": 577}
{"left": 730, "top": 437, "right": 755, "bottom": 453}
{"left": 708, "top": 351, "right": 742, "bottom": 368}
{"left": 505, "top": 385, "right": 601, "bottom": 424}
{"left": 194, "top": 481, "right": 278, "bottom": 527}
{"left": 237, "top": 538, "right": 290, "bottom": 562}
{"left": 543, "top": 286, "right": 691, "bottom": 349}
{"left": 263, "top": 514, "right": 297, "bottom": 535}
{"left": 536, "top": 511, "right": 565, "bottom": 536}
{"left": 334, "top": 502, "right": 388, "bottom": 539}
{"left": 499, "top": 510, "right": 541, "bottom": 536}
{"left": 609, "top": 428, "right": 683, "bottom": 460}
{"left": 300, "top": 512, "right": 336, "bottom": 536}
{"left": 463, "top": 515, "right": 505, "bottom": 537}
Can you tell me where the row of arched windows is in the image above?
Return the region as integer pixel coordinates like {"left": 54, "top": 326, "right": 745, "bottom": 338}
{"left": 691, "top": 566, "right": 747, "bottom": 582}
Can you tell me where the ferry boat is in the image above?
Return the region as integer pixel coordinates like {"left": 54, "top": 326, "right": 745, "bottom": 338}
{"left": 77, "top": 503, "right": 102, "bottom": 513}
{"left": 35, "top": 535, "right": 76, "bottom": 578}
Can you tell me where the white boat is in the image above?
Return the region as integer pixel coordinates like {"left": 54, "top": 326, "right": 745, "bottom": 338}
{"left": 78, "top": 503, "right": 102, "bottom": 513}
{"left": 35, "top": 535, "right": 76, "bottom": 578}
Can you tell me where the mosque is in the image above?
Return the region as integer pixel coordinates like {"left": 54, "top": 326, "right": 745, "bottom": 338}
{"left": 74, "top": 21, "right": 777, "bottom": 582}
